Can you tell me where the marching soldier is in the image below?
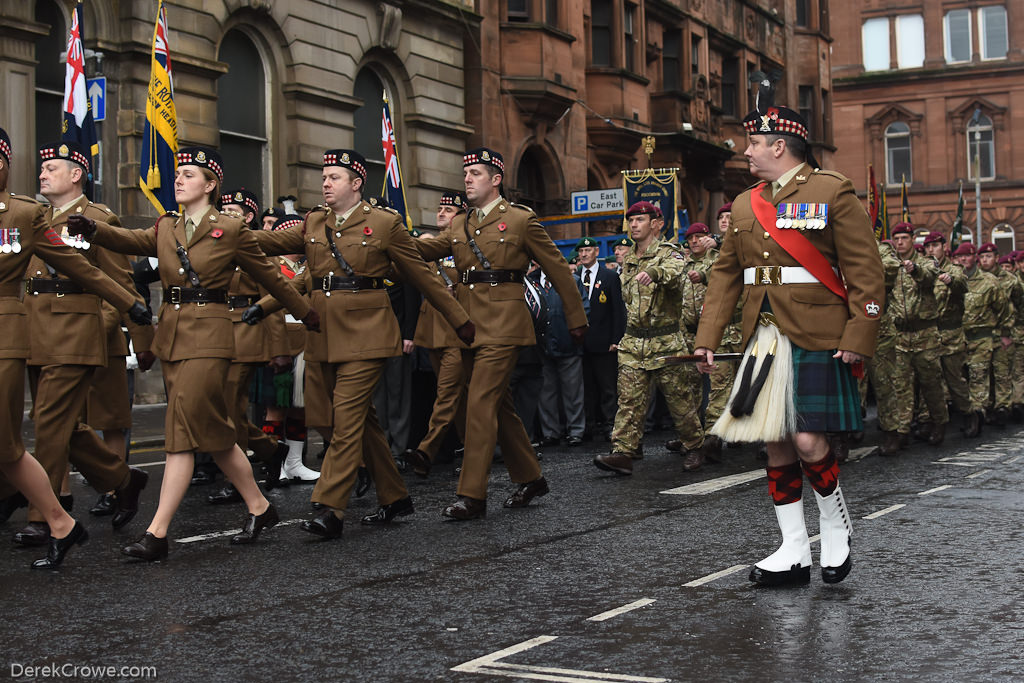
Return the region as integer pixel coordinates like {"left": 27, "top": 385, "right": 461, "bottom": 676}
{"left": 13, "top": 141, "right": 151, "bottom": 548}
{"left": 884, "top": 222, "right": 948, "bottom": 449}
{"left": 248, "top": 149, "right": 474, "bottom": 534}
{"left": 67, "top": 146, "right": 319, "bottom": 560}
{"left": 1013, "top": 250, "right": 1024, "bottom": 419}
{"left": 414, "top": 147, "right": 584, "bottom": 519}
{"left": 868, "top": 240, "right": 907, "bottom": 454}
{"left": 694, "top": 85, "right": 884, "bottom": 586}
{"left": 977, "top": 242, "right": 1020, "bottom": 426}
{"left": 0, "top": 128, "right": 151, "bottom": 568}
{"left": 950, "top": 243, "right": 1011, "bottom": 437}
{"left": 593, "top": 201, "right": 706, "bottom": 476}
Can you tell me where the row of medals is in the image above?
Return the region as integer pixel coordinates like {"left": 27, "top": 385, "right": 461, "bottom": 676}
{"left": 62, "top": 232, "right": 91, "bottom": 251}
{"left": 1, "top": 228, "right": 22, "bottom": 253}
{"left": 775, "top": 204, "right": 828, "bottom": 230}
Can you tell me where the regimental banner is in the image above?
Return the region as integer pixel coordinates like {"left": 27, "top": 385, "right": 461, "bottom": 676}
{"left": 381, "top": 92, "right": 412, "bottom": 230}
{"left": 62, "top": 2, "right": 99, "bottom": 197}
{"left": 622, "top": 168, "right": 682, "bottom": 240}
{"left": 139, "top": 0, "right": 178, "bottom": 214}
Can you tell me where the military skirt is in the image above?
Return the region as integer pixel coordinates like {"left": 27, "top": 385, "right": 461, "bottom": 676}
{"left": 0, "top": 358, "right": 27, "bottom": 463}
{"left": 86, "top": 356, "right": 132, "bottom": 431}
{"left": 791, "top": 344, "right": 863, "bottom": 433}
{"left": 161, "top": 358, "right": 236, "bottom": 453}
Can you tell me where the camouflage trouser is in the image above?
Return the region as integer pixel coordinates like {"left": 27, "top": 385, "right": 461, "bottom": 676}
{"left": 965, "top": 336, "right": 995, "bottom": 412}
{"left": 1013, "top": 342, "right": 1024, "bottom": 406}
{"left": 612, "top": 364, "right": 703, "bottom": 456}
{"left": 990, "top": 343, "right": 1013, "bottom": 410}
{"left": 895, "top": 347, "right": 948, "bottom": 428}
{"left": 705, "top": 344, "right": 740, "bottom": 427}
{"left": 917, "top": 350, "right": 970, "bottom": 422}
{"left": 868, "top": 343, "right": 907, "bottom": 433}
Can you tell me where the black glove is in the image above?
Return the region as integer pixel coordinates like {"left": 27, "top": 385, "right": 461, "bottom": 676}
{"left": 241, "top": 304, "right": 264, "bottom": 325}
{"left": 456, "top": 320, "right": 476, "bottom": 346}
{"left": 66, "top": 214, "right": 97, "bottom": 239}
{"left": 128, "top": 302, "right": 152, "bottom": 326}
{"left": 136, "top": 350, "right": 156, "bottom": 372}
{"left": 302, "top": 308, "right": 321, "bottom": 332}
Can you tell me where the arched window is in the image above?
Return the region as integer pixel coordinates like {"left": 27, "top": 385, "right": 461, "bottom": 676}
{"left": 884, "top": 121, "right": 911, "bottom": 186}
{"left": 517, "top": 146, "right": 553, "bottom": 216}
{"left": 967, "top": 113, "right": 995, "bottom": 181}
{"left": 992, "top": 223, "right": 1015, "bottom": 251}
{"left": 353, "top": 68, "right": 390, "bottom": 199}
{"left": 217, "top": 30, "right": 268, "bottom": 200}
{"left": 34, "top": 1, "right": 66, "bottom": 155}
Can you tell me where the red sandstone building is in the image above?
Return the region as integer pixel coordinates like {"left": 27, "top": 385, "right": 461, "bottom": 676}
{"left": 468, "top": 0, "right": 835, "bottom": 238}
{"left": 832, "top": 1, "right": 1024, "bottom": 250}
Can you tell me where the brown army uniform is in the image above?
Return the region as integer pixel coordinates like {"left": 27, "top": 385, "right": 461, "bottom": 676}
{"left": 88, "top": 207, "right": 311, "bottom": 454}
{"left": 0, "top": 192, "right": 138, "bottom": 486}
{"left": 416, "top": 199, "right": 586, "bottom": 501}
{"left": 22, "top": 197, "right": 147, "bottom": 522}
{"left": 254, "top": 201, "right": 469, "bottom": 514}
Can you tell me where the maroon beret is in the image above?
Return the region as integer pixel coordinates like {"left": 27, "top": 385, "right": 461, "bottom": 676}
{"left": 685, "top": 222, "right": 710, "bottom": 238}
{"left": 952, "top": 243, "right": 976, "bottom": 256}
{"left": 890, "top": 222, "right": 914, "bottom": 236}
{"left": 977, "top": 242, "right": 998, "bottom": 254}
{"left": 717, "top": 202, "right": 733, "bottom": 218}
{"left": 922, "top": 231, "right": 946, "bottom": 245}
{"left": 625, "top": 201, "right": 663, "bottom": 218}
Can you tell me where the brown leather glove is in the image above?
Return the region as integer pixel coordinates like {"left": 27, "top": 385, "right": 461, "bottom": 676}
{"left": 569, "top": 325, "right": 588, "bottom": 346}
{"left": 302, "top": 308, "right": 321, "bottom": 332}
{"left": 66, "top": 214, "right": 97, "bottom": 238}
{"left": 456, "top": 320, "right": 476, "bottom": 346}
{"left": 136, "top": 350, "right": 156, "bottom": 372}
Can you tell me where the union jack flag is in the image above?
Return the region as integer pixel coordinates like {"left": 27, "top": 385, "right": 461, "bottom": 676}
{"left": 62, "top": 2, "right": 99, "bottom": 195}
{"left": 381, "top": 93, "right": 412, "bottom": 230}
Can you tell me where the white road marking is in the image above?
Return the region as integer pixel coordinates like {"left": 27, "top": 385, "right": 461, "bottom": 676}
{"left": 808, "top": 534, "right": 821, "bottom": 543}
{"left": 661, "top": 469, "right": 764, "bottom": 495}
{"left": 931, "top": 461, "right": 978, "bottom": 467}
{"left": 918, "top": 485, "right": 952, "bottom": 496}
{"left": 863, "top": 504, "right": 906, "bottom": 520}
{"left": 966, "top": 469, "right": 992, "bottom": 479}
{"left": 587, "top": 599, "right": 656, "bottom": 622}
{"left": 1005, "top": 455, "right": 1021, "bottom": 464}
{"left": 683, "top": 564, "right": 747, "bottom": 587}
{"left": 452, "top": 636, "right": 557, "bottom": 674}
{"left": 847, "top": 446, "right": 877, "bottom": 462}
{"left": 175, "top": 519, "right": 302, "bottom": 543}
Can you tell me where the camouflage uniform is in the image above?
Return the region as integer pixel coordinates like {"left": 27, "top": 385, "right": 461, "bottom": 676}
{"left": 867, "top": 243, "right": 906, "bottom": 433}
{"left": 930, "top": 256, "right": 970, "bottom": 416}
{"left": 983, "top": 265, "right": 1022, "bottom": 413}
{"left": 962, "top": 266, "right": 1012, "bottom": 413}
{"left": 1014, "top": 269, "right": 1024, "bottom": 410}
{"left": 612, "top": 239, "right": 703, "bottom": 457}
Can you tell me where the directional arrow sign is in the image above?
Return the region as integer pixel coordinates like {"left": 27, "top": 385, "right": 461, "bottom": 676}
{"left": 86, "top": 77, "right": 106, "bottom": 121}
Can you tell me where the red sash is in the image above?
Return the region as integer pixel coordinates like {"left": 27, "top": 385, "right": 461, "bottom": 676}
{"left": 750, "top": 183, "right": 847, "bottom": 302}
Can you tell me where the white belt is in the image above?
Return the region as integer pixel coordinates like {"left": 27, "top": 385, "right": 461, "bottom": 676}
{"left": 285, "top": 314, "right": 299, "bottom": 324}
{"left": 743, "top": 265, "right": 833, "bottom": 285}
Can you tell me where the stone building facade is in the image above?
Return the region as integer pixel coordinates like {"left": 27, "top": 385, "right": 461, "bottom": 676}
{"left": 831, "top": 0, "right": 1024, "bottom": 250}
{"left": 0, "top": 0, "right": 832, "bottom": 235}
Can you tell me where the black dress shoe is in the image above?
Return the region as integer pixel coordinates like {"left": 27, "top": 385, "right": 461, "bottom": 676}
{"left": 300, "top": 509, "right": 344, "bottom": 539}
{"left": 355, "top": 467, "right": 371, "bottom": 498}
{"left": 89, "top": 493, "right": 116, "bottom": 516}
{"left": 262, "top": 441, "right": 290, "bottom": 490}
{"left": 122, "top": 532, "right": 169, "bottom": 561}
{"left": 361, "top": 496, "right": 414, "bottom": 524}
{"left": 749, "top": 563, "right": 811, "bottom": 586}
{"left": 537, "top": 436, "right": 561, "bottom": 447}
{"left": 504, "top": 477, "right": 549, "bottom": 508}
{"left": 230, "top": 504, "right": 280, "bottom": 545}
{"left": 403, "top": 449, "right": 431, "bottom": 477}
{"left": 311, "top": 501, "right": 326, "bottom": 510}
{"left": 0, "top": 492, "right": 27, "bottom": 524}
{"left": 112, "top": 467, "right": 149, "bottom": 530}
{"left": 565, "top": 436, "right": 583, "bottom": 447}
{"left": 58, "top": 494, "right": 74, "bottom": 513}
{"left": 442, "top": 496, "right": 486, "bottom": 520}
{"left": 207, "top": 484, "right": 242, "bottom": 505}
{"left": 190, "top": 469, "right": 217, "bottom": 486}
{"left": 13, "top": 521, "right": 50, "bottom": 546}
{"left": 31, "top": 521, "right": 89, "bottom": 569}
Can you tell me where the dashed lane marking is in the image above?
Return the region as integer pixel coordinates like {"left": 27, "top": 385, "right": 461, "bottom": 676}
{"left": 918, "top": 484, "right": 952, "bottom": 496}
{"left": 586, "top": 599, "right": 656, "bottom": 622}
{"left": 1005, "top": 455, "right": 1021, "bottom": 464}
{"left": 863, "top": 504, "right": 906, "bottom": 520}
{"left": 175, "top": 519, "right": 302, "bottom": 543}
{"left": 661, "top": 469, "right": 763, "bottom": 495}
{"left": 682, "top": 564, "right": 747, "bottom": 588}
{"left": 966, "top": 469, "right": 992, "bottom": 479}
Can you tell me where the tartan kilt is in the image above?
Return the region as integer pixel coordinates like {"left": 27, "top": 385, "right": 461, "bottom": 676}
{"left": 792, "top": 345, "right": 863, "bottom": 433}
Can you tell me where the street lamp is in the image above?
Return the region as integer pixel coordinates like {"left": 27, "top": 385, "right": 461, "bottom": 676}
{"left": 970, "top": 107, "right": 982, "bottom": 239}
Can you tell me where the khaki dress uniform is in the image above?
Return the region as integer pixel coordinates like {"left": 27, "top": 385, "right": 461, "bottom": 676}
{"left": 254, "top": 201, "right": 470, "bottom": 513}
{"left": 0, "top": 192, "right": 138, "bottom": 475}
{"left": 87, "top": 207, "right": 311, "bottom": 454}
{"left": 22, "top": 197, "right": 146, "bottom": 519}
{"left": 415, "top": 199, "right": 587, "bottom": 501}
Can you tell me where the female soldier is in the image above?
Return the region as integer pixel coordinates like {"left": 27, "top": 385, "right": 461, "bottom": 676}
{"left": 68, "top": 147, "right": 319, "bottom": 561}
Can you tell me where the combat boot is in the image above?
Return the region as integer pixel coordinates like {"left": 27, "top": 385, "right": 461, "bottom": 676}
{"left": 702, "top": 435, "right": 723, "bottom": 463}
{"left": 879, "top": 430, "right": 903, "bottom": 456}
{"left": 814, "top": 485, "right": 853, "bottom": 584}
{"left": 927, "top": 421, "right": 946, "bottom": 446}
{"left": 749, "top": 499, "right": 811, "bottom": 586}
{"left": 963, "top": 410, "right": 983, "bottom": 438}
{"left": 994, "top": 406, "right": 1010, "bottom": 428}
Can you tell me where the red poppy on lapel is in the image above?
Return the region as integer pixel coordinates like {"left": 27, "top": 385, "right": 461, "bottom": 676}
{"left": 211, "top": 228, "right": 224, "bottom": 239}
{"left": 363, "top": 226, "right": 373, "bottom": 235}
{"left": 498, "top": 223, "right": 507, "bottom": 231}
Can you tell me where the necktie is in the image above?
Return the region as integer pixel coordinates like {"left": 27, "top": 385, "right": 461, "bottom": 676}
{"left": 185, "top": 218, "right": 196, "bottom": 244}
{"left": 583, "top": 268, "right": 592, "bottom": 287}
{"left": 476, "top": 208, "right": 486, "bottom": 223}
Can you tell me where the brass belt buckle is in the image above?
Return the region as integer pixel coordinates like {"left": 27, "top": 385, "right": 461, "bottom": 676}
{"left": 168, "top": 286, "right": 182, "bottom": 304}
{"left": 755, "top": 265, "right": 782, "bottom": 285}
{"left": 322, "top": 275, "right": 332, "bottom": 291}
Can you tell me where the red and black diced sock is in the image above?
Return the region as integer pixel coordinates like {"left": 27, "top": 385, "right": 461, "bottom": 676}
{"left": 262, "top": 419, "right": 284, "bottom": 440}
{"left": 767, "top": 462, "right": 803, "bottom": 505}
{"left": 802, "top": 450, "right": 839, "bottom": 497}
{"left": 284, "top": 420, "right": 307, "bottom": 443}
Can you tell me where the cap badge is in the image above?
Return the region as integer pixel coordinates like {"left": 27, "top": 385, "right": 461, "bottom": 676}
{"left": 196, "top": 150, "right": 207, "bottom": 163}
{"left": 234, "top": 192, "right": 243, "bottom": 202}
{"left": 341, "top": 152, "right": 350, "bottom": 164}
{"left": 58, "top": 143, "right": 69, "bottom": 157}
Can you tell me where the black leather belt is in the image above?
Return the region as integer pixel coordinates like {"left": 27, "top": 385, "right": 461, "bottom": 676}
{"left": 938, "top": 321, "right": 962, "bottom": 331}
{"left": 460, "top": 269, "right": 524, "bottom": 285}
{"left": 625, "top": 323, "right": 679, "bottom": 339}
{"left": 28, "top": 278, "right": 84, "bottom": 295}
{"left": 965, "top": 327, "right": 995, "bottom": 342}
{"left": 321, "top": 275, "right": 384, "bottom": 291}
{"left": 894, "top": 318, "right": 937, "bottom": 333}
{"left": 227, "top": 295, "right": 259, "bottom": 309}
{"left": 164, "top": 287, "right": 228, "bottom": 304}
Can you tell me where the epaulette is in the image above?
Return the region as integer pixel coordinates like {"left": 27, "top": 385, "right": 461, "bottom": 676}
{"left": 509, "top": 202, "right": 537, "bottom": 215}
{"left": 811, "top": 168, "right": 848, "bottom": 182}
{"left": 154, "top": 210, "right": 179, "bottom": 235}
{"left": 87, "top": 202, "right": 113, "bottom": 215}
{"left": 10, "top": 193, "right": 38, "bottom": 204}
